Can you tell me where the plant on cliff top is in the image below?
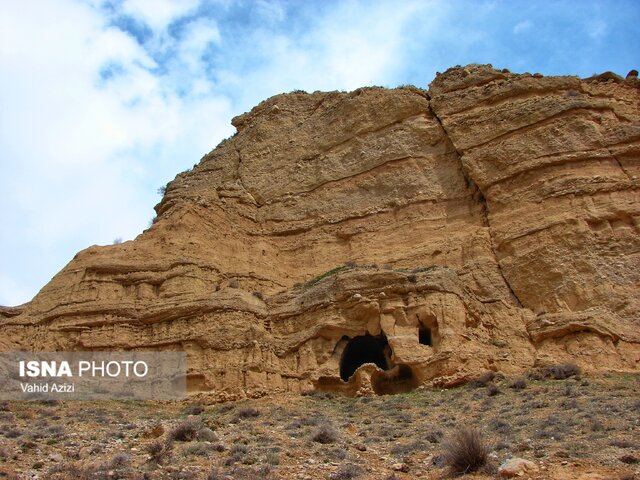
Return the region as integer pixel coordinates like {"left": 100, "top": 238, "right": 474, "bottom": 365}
{"left": 305, "top": 262, "right": 358, "bottom": 288}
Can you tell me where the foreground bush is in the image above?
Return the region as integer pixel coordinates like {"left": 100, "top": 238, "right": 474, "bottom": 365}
{"left": 441, "top": 426, "right": 489, "bottom": 476}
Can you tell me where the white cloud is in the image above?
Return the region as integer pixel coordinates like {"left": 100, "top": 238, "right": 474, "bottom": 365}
{"left": 0, "top": 0, "right": 234, "bottom": 306}
{"left": 182, "top": 16, "right": 221, "bottom": 51}
{"left": 253, "top": 0, "right": 286, "bottom": 24}
{"left": 214, "top": 0, "right": 430, "bottom": 105}
{"left": 176, "top": 16, "right": 221, "bottom": 77}
{"left": 120, "top": 0, "right": 200, "bottom": 32}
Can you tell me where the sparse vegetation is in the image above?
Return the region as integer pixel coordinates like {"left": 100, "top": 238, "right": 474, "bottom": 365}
{"left": 619, "top": 454, "right": 638, "bottom": 464}
{"left": 224, "top": 443, "right": 248, "bottom": 465}
{"left": 252, "top": 291, "right": 264, "bottom": 300}
{"left": 305, "top": 264, "right": 352, "bottom": 287}
{"left": 1, "top": 372, "right": 637, "bottom": 479}
{"left": 206, "top": 468, "right": 224, "bottom": 480}
{"left": 329, "top": 463, "right": 364, "bottom": 479}
{"left": 183, "top": 441, "right": 217, "bottom": 457}
{"left": 2, "top": 427, "right": 22, "bottom": 438}
{"left": 109, "top": 452, "right": 129, "bottom": 468}
{"left": 301, "top": 389, "right": 335, "bottom": 400}
{"left": 510, "top": 377, "right": 527, "bottom": 390}
{"left": 311, "top": 423, "right": 339, "bottom": 444}
{"left": 182, "top": 403, "right": 204, "bottom": 416}
{"left": 543, "top": 363, "right": 581, "bottom": 380}
{"left": 425, "top": 429, "right": 444, "bottom": 444}
{"left": 265, "top": 450, "right": 280, "bottom": 465}
{"left": 391, "top": 440, "right": 423, "bottom": 456}
{"left": 231, "top": 407, "right": 260, "bottom": 423}
{"left": 169, "top": 419, "right": 199, "bottom": 442}
{"left": 47, "top": 451, "right": 132, "bottom": 479}
{"left": 469, "top": 371, "right": 496, "bottom": 388}
{"left": 486, "top": 384, "right": 500, "bottom": 396}
{"left": 146, "top": 439, "right": 172, "bottom": 464}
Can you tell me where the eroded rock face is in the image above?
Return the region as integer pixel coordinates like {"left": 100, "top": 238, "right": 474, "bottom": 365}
{"left": 1, "top": 65, "right": 639, "bottom": 400}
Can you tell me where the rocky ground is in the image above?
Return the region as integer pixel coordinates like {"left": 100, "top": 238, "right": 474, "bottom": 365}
{"left": 0, "top": 371, "right": 638, "bottom": 480}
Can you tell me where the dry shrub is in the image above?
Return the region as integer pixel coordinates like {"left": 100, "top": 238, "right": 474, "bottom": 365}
{"left": 441, "top": 426, "right": 489, "bottom": 476}
{"left": 510, "top": 377, "right": 527, "bottom": 390}
{"left": 619, "top": 454, "right": 638, "bottom": 464}
{"left": 486, "top": 384, "right": 500, "bottom": 396}
{"left": 47, "top": 453, "right": 131, "bottom": 480}
{"left": 146, "top": 439, "right": 172, "bottom": 464}
{"left": 301, "top": 390, "right": 335, "bottom": 400}
{"left": 169, "top": 419, "right": 199, "bottom": 442}
{"left": 329, "top": 463, "right": 363, "bottom": 480}
{"left": 182, "top": 403, "right": 204, "bottom": 416}
{"left": 468, "top": 371, "right": 495, "bottom": 388}
{"left": 109, "top": 453, "right": 129, "bottom": 469}
{"left": 311, "top": 424, "right": 338, "bottom": 444}
{"left": 231, "top": 407, "right": 260, "bottom": 423}
{"left": 543, "top": 363, "right": 581, "bottom": 380}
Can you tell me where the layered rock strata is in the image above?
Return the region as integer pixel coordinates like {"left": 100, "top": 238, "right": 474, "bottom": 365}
{"left": 1, "top": 65, "right": 639, "bottom": 399}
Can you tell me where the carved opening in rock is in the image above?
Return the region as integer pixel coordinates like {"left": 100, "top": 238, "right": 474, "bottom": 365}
{"left": 372, "top": 364, "right": 417, "bottom": 395}
{"left": 419, "top": 326, "right": 432, "bottom": 346}
{"left": 417, "top": 314, "right": 439, "bottom": 349}
{"left": 339, "top": 334, "right": 389, "bottom": 382}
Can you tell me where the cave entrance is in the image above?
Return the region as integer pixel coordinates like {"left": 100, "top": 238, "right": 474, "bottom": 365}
{"left": 419, "top": 326, "right": 432, "bottom": 346}
{"left": 339, "top": 334, "right": 389, "bottom": 382}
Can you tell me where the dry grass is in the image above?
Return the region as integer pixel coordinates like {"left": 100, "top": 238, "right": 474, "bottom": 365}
{"left": 441, "top": 426, "right": 489, "bottom": 476}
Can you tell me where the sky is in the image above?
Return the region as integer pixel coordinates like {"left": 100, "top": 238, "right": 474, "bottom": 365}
{"left": 1, "top": 0, "right": 639, "bottom": 306}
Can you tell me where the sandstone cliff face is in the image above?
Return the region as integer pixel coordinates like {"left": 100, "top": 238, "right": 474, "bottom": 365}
{"left": 2, "top": 65, "right": 639, "bottom": 399}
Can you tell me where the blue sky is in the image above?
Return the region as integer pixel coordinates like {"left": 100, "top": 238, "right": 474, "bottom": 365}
{"left": 1, "top": 0, "right": 639, "bottom": 306}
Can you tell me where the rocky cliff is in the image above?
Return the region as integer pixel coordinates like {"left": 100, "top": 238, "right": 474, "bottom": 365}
{"left": 2, "top": 65, "right": 639, "bottom": 400}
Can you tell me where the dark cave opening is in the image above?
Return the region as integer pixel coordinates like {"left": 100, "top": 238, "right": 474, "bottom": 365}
{"left": 339, "top": 334, "right": 389, "bottom": 382}
{"left": 419, "top": 326, "right": 432, "bottom": 346}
